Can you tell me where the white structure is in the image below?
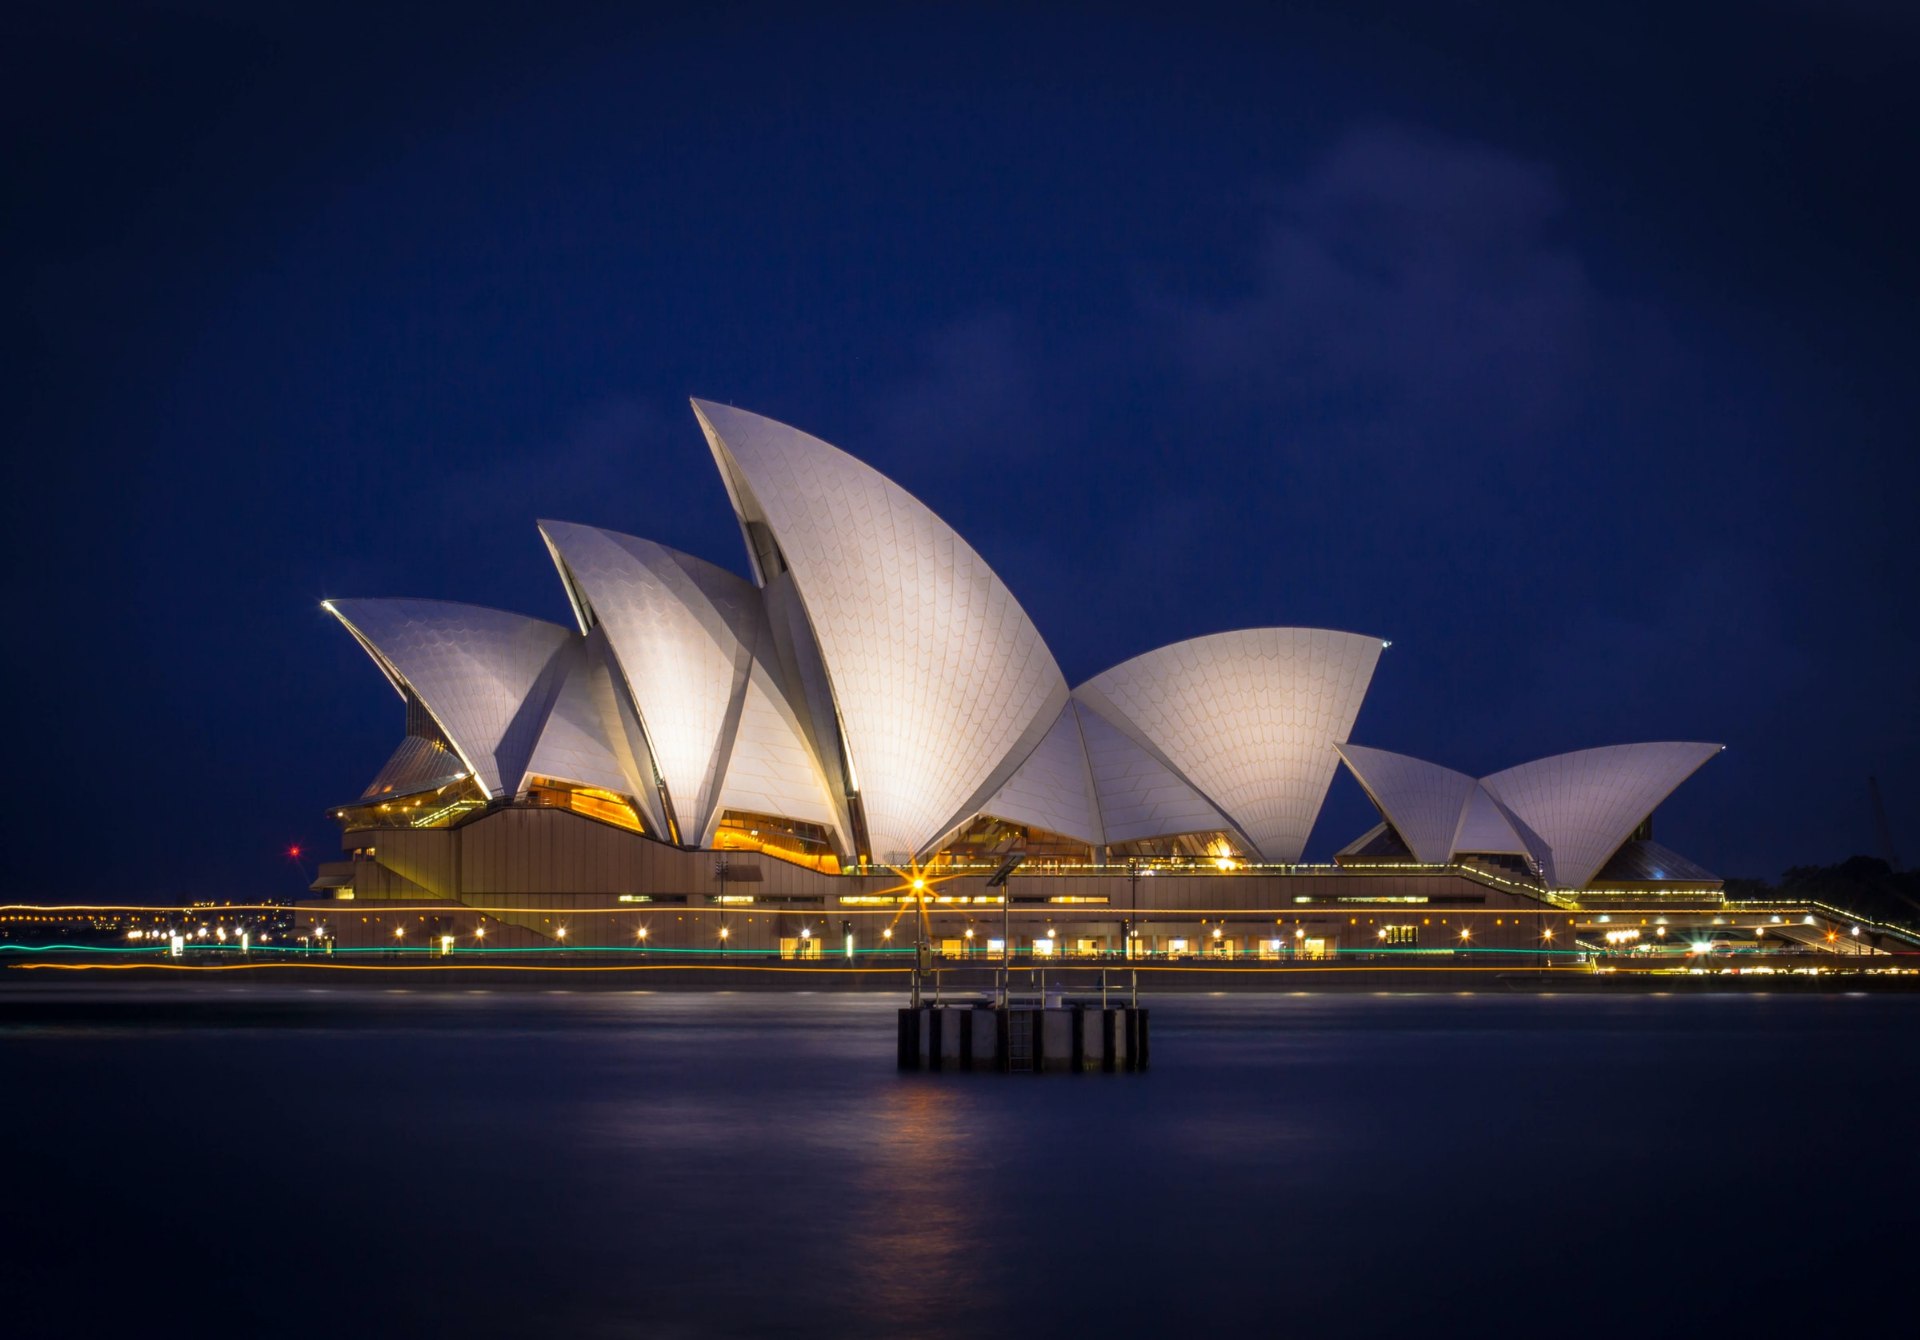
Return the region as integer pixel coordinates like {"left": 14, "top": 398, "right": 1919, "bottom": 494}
{"left": 1482, "top": 743, "right": 1723, "bottom": 889}
{"left": 1077, "top": 629, "right": 1383, "bottom": 862}
{"left": 1337, "top": 741, "right": 1723, "bottom": 889}
{"left": 1333, "top": 743, "right": 1483, "bottom": 865}
{"left": 693, "top": 400, "right": 1068, "bottom": 862}
{"left": 323, "top": 399, "right": 1718, "bottom": 885}
{"left": 323, "top": 599, "right": 573, "bottom": 799}
{"left": 538, "top": 520, "right": 843, "bottom": 849}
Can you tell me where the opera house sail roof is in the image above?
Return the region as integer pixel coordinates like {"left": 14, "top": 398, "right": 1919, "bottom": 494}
{"left": 1335, "top": 741, "right": 1724, "bottom": 889}
{"left": 324, "top": 400, "right": 1721, "bottom": 888}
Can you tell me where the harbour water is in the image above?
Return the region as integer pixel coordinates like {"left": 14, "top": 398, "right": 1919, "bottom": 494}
{"left": 4, "top": 986, "right": 1914, "bottom": 1337}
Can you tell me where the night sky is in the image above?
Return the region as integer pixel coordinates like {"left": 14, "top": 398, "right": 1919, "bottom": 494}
{"left": 7, "top": 2, "right": 1915, "bottom": 901}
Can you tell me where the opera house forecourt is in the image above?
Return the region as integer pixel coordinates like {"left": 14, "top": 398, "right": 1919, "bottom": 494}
{"left": 301, "top": 400, "right": 1735, "bottom": 963}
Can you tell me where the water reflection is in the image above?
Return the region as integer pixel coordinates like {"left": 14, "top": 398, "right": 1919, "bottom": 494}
{"left": 2, "top": 987, "right": 1917, "bottom": 1339}
{"left": 842, "top": 1081, "right": 987, "bottom": 1336}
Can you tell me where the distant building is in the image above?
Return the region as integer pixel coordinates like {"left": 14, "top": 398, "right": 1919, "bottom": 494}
{"left": 304, "top": 402, "right": 1722, "bottom": 953}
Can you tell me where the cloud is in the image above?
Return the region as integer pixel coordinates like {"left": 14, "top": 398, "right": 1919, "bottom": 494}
{"left": 1149, "top": 125, "right": 1674, "bottom": 462}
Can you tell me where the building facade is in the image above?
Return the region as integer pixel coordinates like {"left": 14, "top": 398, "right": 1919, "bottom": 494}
{"left": 303, "top": 401, "right": 1725, "bottom": 953}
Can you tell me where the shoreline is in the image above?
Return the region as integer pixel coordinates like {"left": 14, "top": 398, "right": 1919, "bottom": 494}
{"left": 5, "top": 957, "right": 1917, "bottom": 994}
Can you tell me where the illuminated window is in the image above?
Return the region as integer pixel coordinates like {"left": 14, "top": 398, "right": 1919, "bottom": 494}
{"left": 931, "top": 815, "right": 1092, "bottom": 867}
{"left": 713, "top": 810, "right": 840, "bottom": 873}
{"left": 334, "top": 774, "right": 486, "bottom": 832}
{"left": 525, "top": 777, "right": 646, "bottom": 834}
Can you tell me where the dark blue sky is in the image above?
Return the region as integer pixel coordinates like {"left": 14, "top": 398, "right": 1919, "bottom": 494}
{"left": 7, "top": 2, "right": 1915, "bottom": 899}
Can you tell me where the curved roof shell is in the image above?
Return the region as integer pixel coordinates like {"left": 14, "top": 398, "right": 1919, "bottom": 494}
{"left": 1480, "top": 741, "right": 1722, "bottom": 889}
{"left": 978, "top": 702, "right": 1104, "bottom": 845}
{"left": 1075, "top": 628, "right": 1383, "bottom": 862}
{"left": 693, "top": 400, "right": 1068, "bottom": 860}
{"left": 323, "top": 598, "right": 572, "bottom": 799}
{"left": 1451, "top": 783, "right": 1533, "bottom": 859}
{"left": 1334, "top": 742, "right": 1479, "bottom": 864}
{"left": 361, "top": 734, "right": 469, "bottom": 803}
{"left": 539, "top": 521, "right": 842, "bottom": 849}
{"left": 521, "top": 636, "right": 643, "bottom": 804}
{"left": 1074, "top": 699, "right": 1238, "bottom": 847}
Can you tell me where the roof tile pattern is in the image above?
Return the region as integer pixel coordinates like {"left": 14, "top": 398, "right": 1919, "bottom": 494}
{"left": 1074, "top": 700, "right": 1236, "bottom": 845}
{"left": 693, "top": 400, "right": 1068, "bottom": 860}
{"left": 1450, "top": 784, "right": 1530, "bottom": 857}
{"left": 361, "top": 734, "right": 468, "bottom": 802}
{"left": 325, "top": 599, "right": 572, "bottom": 798}
{"left": 523, "top": 638, "right": 637, "bottom": 801}
{"left": 538, "top": 522, "right": 765, "bottom": 843}
{"left": 706, "top": 653, "right": 845, "bottom": 845}
{"left": 1334, "top": 742, "right": 1479, "bottom": 864}
{"left": 1076, "top": 629, "right": 1382, "bottom": 861}
{"left": 1480, "top": 742, "right": 1722, "bottom": 889}
{"left": 979, "top": 702, "right": 1103, "bottom": 843}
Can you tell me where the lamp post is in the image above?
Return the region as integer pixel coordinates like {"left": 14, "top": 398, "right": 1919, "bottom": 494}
{"left": 1126, "top": 858, "right": 1139, "bottom": 961}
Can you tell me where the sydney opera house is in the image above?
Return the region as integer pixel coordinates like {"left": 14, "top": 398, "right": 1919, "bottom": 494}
{"left": 300, "top": 401, "right": 1725, "bottom": 957}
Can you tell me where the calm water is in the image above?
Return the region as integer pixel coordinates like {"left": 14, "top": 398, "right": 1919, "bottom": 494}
{"left": 3, "top": 986, "right": 1915, "bottom": 1338}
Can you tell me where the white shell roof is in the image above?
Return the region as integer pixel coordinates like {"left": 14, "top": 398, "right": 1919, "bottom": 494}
{"left": 1334, "top": 742, "right": 1479, "bottom": 864}
{"left": 978, "top": 702, "right": 1104, "bottom": 844}
{"left": 1075, "top": 628, "right": 1383, "bottom": 862}
{"left": 362, "top": 734, "right": 468, "bottom": 802}
{"left": 521, "top": 637, "right": 637, "bottom": 803}
{"left": 1075, "top": 699, "right": 1237, "bottom": 847}
{"left": 1480, "top": 742, "right": 1722, "bottom": 889}
{"left": 323, "top": 598, "right": 573, "bottom": 799}
{"left": 580, "top": 625, "right": 670, "bottom": 836}
{"left": 1451, "top": 784, "right": 1531, "bottom": 858}
{"left": 539, "top": 520, "right": 839, "bottom": 848}
{"left": 705, "top": 652, "right": 846, "bottom": 847}
{"left": 693, "top": 400, "right": 1068, "bottom": 861}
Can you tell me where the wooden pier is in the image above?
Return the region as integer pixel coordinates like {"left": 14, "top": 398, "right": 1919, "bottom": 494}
{"left": 896, "top": 962, "right": 1150, "bottom": 1072}
{"left": 896, "top": 1001, "right": 1149, "bottom": 1072}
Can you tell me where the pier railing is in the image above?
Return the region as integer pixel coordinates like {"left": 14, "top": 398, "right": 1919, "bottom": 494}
{"left": 910, "top": 960, "right": 1140, "bottom": 1009}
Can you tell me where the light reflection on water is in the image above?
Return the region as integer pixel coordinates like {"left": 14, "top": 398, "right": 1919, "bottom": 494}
{"left": 2, "top": 986, "right": 1917, "bottom": 1338}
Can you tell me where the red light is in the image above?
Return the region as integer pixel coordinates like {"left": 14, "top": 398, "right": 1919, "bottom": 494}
{"left": 288, "top": 845, "right": 302, "bottom": 859}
